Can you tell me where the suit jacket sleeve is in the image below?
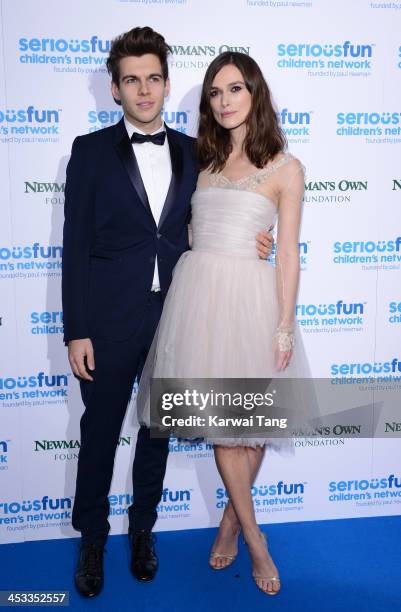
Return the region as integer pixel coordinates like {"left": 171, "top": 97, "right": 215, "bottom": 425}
{"left": 62, "top": 136, "right": 95, "bottom": 344}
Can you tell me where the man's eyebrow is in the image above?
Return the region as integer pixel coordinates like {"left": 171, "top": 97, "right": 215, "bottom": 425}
{"left": 121, "top": 72, "right": 163, "bottom": 81}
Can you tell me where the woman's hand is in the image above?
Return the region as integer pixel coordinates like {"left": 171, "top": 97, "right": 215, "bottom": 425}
{"left": 273, "top": 328, "right": 295, "bottom": 371}
{"left": 273, "top": 336, "right": 293, "bottom": 371}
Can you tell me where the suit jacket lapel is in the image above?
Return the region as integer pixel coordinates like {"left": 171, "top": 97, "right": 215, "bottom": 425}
{"left": 113, "top": 119, "right": 153, "bottom": 218}
{"left": 158, "top": 126, "right": 184, "bottom": 230}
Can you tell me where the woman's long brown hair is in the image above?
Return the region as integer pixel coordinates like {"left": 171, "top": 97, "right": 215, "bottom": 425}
{"left": 196, "top": 52, "right": 287, "bottom": 172}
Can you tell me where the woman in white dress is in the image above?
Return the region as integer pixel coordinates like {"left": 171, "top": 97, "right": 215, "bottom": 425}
{"left": 137, "top": 52, "right": 306, "bottom": 596}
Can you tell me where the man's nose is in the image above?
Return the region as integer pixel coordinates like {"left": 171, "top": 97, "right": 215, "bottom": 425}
{"left": 138, "top": 80, "right": 150, "bottom": 95}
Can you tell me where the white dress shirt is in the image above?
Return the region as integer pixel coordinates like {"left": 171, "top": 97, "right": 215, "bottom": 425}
{"left": 124, "top": 117, "right": 172, "bottom": 291}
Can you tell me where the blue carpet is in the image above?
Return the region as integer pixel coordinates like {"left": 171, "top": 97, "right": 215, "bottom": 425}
{"left": 0, "top": 516, "right": 400, "bottom": 611}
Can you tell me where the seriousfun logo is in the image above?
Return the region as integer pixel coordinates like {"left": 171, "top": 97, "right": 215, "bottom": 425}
{"left": 30, "top": 311, "right": 63, "bottom": 335}
{"left": 296, "top": 300, "right": 366, "bottom": 334}
{"left": 328, "top": 474, "right": 401, "bottom": 503}
{"left": 216, "top": 481, "right": 306, "bottom": 514}
{"left": 18, "top": 36, "right": 110, "bottom": 73}
{"left": 87, "top": 109, "right": 189, "bottom": 133}
{"left": 0, "top": 106, "right": 61, "bottom": 138}
{"left": 336, "top": 112, "right": 401, "bottom": 139}
{"left": 0, "top": 244, "right": 62, "bottom": 277}
{"left": 108, "top": 488, "right": 192, "bottom": 519}
{"left": 0, "top": 373, "right": 70, "bottom": 403}
{"left": 277, "top": 108, "right": 312, "bottom": 142}
{"left": 332, "top": 237, "right": 401, "bottom": 268}
{"left": 0, "top": 495, "right": 73, "bottom": 528}
{"left": 388, "top": 301, "right": 401, "bottom": 324}
{"left": 330, "top": 357, "right": 401, "bottom": 380}
{"left": 269, "top": 241, "right": 310, "bottom": 269}
{"left": 169, "top": 436, "right": 213, "bottom": 457}
{"left": 0, "top": 440, "right": 9, "bottom": 470}
{"left": 277, "top": 41, "right": 374, "bottom": 75}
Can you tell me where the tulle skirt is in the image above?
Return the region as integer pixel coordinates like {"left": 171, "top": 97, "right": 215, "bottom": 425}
{"left": 136, "top": 250, "right": 314, "bottom": 448}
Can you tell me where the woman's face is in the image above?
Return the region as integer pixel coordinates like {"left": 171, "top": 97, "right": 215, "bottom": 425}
{"left": 209, "top": 64, "right": 252, "bottom": 131}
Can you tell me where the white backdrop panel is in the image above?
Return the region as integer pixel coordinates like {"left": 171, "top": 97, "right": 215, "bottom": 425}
{"left": 0, "top": 0, "right": 400, "bottom": 543}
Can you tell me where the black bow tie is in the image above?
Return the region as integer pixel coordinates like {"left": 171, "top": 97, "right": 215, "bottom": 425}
{"left": 131, "top": 131, "right": 166, "bottom": 146}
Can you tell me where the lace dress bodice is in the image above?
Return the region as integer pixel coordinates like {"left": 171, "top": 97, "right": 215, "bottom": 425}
{"left": 206, "top": 152, "right": 294, "bottom": 195}
{"left": 190, "top": 153, "right": 299, "bottom": 259}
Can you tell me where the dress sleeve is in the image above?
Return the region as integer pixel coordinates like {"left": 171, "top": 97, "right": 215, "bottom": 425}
{"left": 275, "top": 157, "right": 305, "bottom": 332}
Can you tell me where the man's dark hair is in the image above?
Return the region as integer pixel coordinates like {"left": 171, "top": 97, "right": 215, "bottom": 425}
{"left": 106, "top": 26, "right": 172, "bottom": 84}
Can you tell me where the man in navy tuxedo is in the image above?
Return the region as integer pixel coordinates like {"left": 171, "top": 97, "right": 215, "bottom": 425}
{"left": 62, "top": 26, "right": 272, "bottom": 597}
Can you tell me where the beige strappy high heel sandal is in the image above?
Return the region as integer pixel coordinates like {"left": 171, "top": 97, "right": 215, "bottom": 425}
{"left": 209, "top": 550, "right": 237, "bottom": 570}
{"left": 251, "top": 531, "right": 281, "bottom": 596}
{"left": 252, "top": 573, "right": 281, "bottom": 596}
{"left": 208, "top": 523, "right": 240, "bottom": 570}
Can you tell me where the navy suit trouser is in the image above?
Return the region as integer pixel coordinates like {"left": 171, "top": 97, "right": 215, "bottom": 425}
{"left": 72, "top": 291, "right": 169, "bottom": 546}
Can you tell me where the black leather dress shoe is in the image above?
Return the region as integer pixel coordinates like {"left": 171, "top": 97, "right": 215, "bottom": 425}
{"left": 129, "top": 529, "right": 159, "bottom": 581}
{"left": 75, "top": 543, "right": 104, "bottom": 597}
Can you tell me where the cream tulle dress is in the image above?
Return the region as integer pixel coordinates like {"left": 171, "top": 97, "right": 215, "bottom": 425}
{"left": 136, "top": 153, "right": 315, "bottom": 446}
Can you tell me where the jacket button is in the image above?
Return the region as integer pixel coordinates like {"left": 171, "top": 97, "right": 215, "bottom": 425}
{"left": 156, "top": 233, "right": 162, "bottom": 239}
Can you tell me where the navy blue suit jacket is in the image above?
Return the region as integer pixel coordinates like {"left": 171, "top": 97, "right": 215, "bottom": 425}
{"left": 62, "top": 119, "right": 198, "bottom": 343}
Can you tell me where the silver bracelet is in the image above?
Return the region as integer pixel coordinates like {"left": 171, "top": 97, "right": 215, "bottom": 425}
{"left": 276, "top": 327, "right": 295, "bottom": 352}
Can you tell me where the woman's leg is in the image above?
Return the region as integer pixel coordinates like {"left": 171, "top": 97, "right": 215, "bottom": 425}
{"left": 213, "top": 446, "right": 280, "bottom": 593}
{"left": 210, "top": 444, "right": 264, "bottom": 568}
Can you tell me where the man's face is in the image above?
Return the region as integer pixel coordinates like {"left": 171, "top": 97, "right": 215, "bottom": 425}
{"left": 111, "top": 54, "right": 170, "bottom": 132}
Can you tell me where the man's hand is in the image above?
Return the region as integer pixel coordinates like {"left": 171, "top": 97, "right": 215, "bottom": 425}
{"left": 256, "top": 225, "right": 274, "bottom": 259}
{"left": 68, "top": 338, "right": 95, "bottom": 381}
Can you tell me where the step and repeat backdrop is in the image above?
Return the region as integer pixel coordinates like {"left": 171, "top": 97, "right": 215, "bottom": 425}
{"left": 1, "top": 0, "right": 401, "bottom": 544}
